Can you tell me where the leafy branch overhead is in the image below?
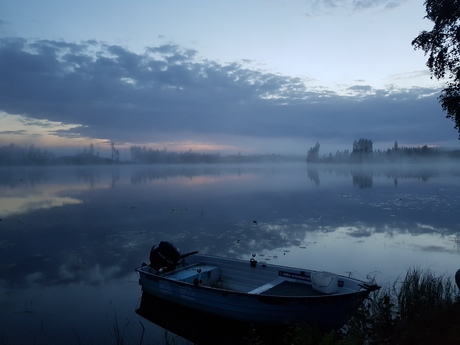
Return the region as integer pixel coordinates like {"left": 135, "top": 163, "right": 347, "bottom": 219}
{"left": 412, "top": 0, "right": 460, "bottom": 136}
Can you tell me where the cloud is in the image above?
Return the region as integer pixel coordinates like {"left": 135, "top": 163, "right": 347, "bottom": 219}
{"left": 347, "top": 84, "right": 373, "bottom": 93}
{"left": 352, "top": 0, "right": 404, "bottom": 11}
{"left": 0, "top": 129, "right": 27, "bottom": 135}
{"left": 304, "top": 0, "right": 405, "bottom": 16}
{"left": 0, "top": 37, "right": 454, "bottom": 153}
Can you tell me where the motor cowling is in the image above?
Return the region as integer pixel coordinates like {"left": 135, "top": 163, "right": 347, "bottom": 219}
{"left": 149, "top": 241, "right": 181, "bottom": 272}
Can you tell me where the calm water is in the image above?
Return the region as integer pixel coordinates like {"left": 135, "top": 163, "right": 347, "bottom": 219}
{"left": 0, "top": 163, "right": 459, "bottom": 344}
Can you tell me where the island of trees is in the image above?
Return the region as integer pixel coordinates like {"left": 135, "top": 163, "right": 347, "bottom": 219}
{"left": 307, "top": 139, "right": 460, "bottom": 164}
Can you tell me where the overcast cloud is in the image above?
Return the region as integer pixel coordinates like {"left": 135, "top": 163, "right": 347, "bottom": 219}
{"left": 0, "top": 37, "right": 456, "bottom": 154}
{"left": 0, "top": 0, "right": 458, "bottom": 155}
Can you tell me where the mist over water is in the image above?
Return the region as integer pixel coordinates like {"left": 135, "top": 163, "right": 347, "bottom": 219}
{"left": 0, "top": 163, "right": 459, "bottom": 344}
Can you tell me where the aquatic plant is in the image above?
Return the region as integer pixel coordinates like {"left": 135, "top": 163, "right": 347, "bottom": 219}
{"left": 282, "top": 267, "right": 460, "bottom": 345}
{"left": 395, "top": 268, "right": 460, "bottom": 344}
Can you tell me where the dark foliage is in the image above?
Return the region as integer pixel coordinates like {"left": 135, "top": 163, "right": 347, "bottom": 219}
{"left": 412, "top": 0, "right": 460, "bottom": 136}
{"left": 306, "top": 139, "right": 460, "bottom": 164}
{"left": 0, "top": 143, "right": 54, "bottom": 165}
{"left": 306, "top": 142, "right": 320, "bottom": 163}
{"left": 278, "top": 269, "right": 460, "bottom": 345}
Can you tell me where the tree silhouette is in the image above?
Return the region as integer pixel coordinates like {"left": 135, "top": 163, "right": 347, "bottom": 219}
{"left": 111, "top": 142, "right": 120, "bottom": 162}
{"left": 412, "top": 0, "right": 460, "bottom": 137}
{"left": 306, "top": 142, "right": 320, "bottom": 163}
{"left": 352, "top": 138, "right": 373, "bottom": 155}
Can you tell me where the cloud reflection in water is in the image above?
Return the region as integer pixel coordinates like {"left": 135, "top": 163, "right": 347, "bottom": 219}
{"left": 0, "top": 163, "right": 458, "bottom": 289}
{"left": 0, "top": 163, "right": 459, "bottom": 344}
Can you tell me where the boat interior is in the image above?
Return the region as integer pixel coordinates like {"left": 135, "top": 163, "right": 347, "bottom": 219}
{"left": 138, "top": 255, "right": 359, "bottom": 297}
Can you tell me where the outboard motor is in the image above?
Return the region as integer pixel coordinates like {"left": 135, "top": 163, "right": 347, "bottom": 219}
{"left": 149, "top": 241, "right": 181, "bottom": 272}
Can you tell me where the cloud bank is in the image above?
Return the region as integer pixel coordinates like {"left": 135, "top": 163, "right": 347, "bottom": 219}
{"left": 0, "top": 37, "right": 456, "bottom": 154}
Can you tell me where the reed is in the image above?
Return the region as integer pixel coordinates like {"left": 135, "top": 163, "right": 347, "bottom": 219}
{"left": 393, "top": 268, "right": 460, "bottom": 344}
{"left": 283, "top": 267, "right": 460, "bottom": 345}
{"left": 349, "top": 268, "right": 460, "bottom": 344}
{"left": 398, "top": 268, "right": 456, "bottom": 317}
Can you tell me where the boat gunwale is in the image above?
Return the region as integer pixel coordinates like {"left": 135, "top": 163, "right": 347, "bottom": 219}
{"left": 135, "top": 254, "right": 379, "bottom": 301}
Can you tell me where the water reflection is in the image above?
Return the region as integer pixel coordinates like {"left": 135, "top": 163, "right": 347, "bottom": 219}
{"left": 0, "top": 164, "right": 459, "bottom": 287}
{"left": 0, "top": 163, "right": 459, "bottom": 343}
{"left": 136, "top": 292, "right": 286, "bottom": 345}
{"left": 0, "top": 166, "right": 119, "bottom": 217}
{"left": 306, "top": 163, "right": 458, "bottom": 188}
{"left": 0, "top": 185, "right": 82, "bottom": 218}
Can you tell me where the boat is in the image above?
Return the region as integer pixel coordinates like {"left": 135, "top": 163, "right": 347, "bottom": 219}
{"left": 135, "top": 241, "right": 380, "bottom": 329}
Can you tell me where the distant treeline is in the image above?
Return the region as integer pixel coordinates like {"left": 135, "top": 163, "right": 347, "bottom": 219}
{"left": 0, "top": 143, "right": 55, "bottom": 166}
{"left": 307, "top": 139, "right": 460, "bottom": 164}
{"left": 129, "top": 146, "right": 301, "bottom": 164}
{"left": 0, "top": 143, "right": 302, "bottom": 166}
{"left": 2, "top": 141, "right": 459, "bottom": 166}
{"left": 0, "top": 143, "right": 116, "bottom": 166}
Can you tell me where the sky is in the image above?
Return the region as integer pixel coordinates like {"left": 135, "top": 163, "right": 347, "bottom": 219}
{"left": 0, "top": 0, "right": 459, "bottom": 157}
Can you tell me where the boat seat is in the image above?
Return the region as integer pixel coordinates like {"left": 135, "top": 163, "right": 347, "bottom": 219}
{"left": 248, "top": 277, "right": 288, "bottom": 294}
{"left": 165, "top": 265, "right": 220, "bottom": 286}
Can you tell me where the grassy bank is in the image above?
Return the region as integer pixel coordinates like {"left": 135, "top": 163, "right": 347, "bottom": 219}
{"left": 280, "top": 268, "right": 460, "bottom": 345}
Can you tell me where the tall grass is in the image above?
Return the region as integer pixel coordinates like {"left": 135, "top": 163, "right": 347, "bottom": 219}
{"left": 282, "top": 267, "right": 460, "bottom": 345}
{"left": 398, "top": 268, "right": 457, "bottom": 320}
{"left": 394, "top": 268, "right": 460, "bottom": 344}
{"left": 342, "top": 268, "right": 460, "bottom": 345}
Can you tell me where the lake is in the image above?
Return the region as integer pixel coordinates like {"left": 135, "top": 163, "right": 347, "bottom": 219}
{"left": 0, "top": 162, "right": 459, "bottom": 344}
